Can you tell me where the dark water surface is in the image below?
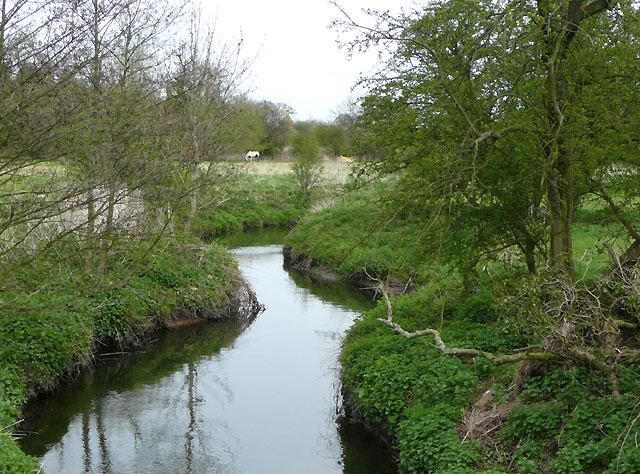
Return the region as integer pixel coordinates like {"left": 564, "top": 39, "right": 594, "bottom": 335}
{"left": 20, "top": 235, "right": 397, "bottom": 473}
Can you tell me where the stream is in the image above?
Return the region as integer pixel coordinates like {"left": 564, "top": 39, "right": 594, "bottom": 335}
{"left": 19, "top": 230, "right": 398, "bottom": 473}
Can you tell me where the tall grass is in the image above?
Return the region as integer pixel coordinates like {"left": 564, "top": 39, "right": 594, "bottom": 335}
{"left": 246, "top": 159, "right": 354, "bottom": 185}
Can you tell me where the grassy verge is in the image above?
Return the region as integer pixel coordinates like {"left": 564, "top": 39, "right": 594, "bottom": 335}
{"left": 284, "top": 190, "right": 440, "bottom": 287}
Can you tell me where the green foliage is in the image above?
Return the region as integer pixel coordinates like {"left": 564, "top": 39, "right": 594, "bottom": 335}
{"left": 502, "top": 402, "right": 566, "bottom": 442}
{"left": 448, "top": 290, "right": 497, "bottom": 324}
{"left": 256, "top": 100, "right": 294, "bottom": 156}
{"left": 291, "top": 131, "right": 324, "bottom": 202}
{"left": 285, "top": 190, "right": 436, "bottom": 283}
{"left": 341, "top": 278, "right": 640, "bottom": 473}
{"left": 0, "top": 435, "right": 40, "bottom": 474}
{"left": 544, "top": 397, "right": 639, "bottom": 474}
{"left": 355, "top": 347, "right": 478, "bottom": 425}
{"left": 340, "top": 286, "right": 529, "bottom": 473}
{"left": 396, "top": 405, "right": 479, "bottom": 474}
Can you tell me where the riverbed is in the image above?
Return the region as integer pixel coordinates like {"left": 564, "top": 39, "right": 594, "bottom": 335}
{"left": 20, "top": 235, "right": 398, "bottom": 473}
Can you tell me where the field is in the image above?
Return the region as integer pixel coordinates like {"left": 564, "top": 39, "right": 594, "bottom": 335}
{"left": 245, "top": 158, "right": 354, "bottom": 185}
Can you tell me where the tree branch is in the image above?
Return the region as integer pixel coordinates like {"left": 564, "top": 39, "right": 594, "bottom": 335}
{"left": 376, "top": 283, "right": 623, "bottom": 397}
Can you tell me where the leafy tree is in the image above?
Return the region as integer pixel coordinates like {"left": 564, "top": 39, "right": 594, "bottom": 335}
{"left": 339, "top": 0, "right": 639, "bottom": 277}
{"left": 257, "top": 100, "right": 294, "bottom": 156}
{"left": 291, "top": 130, "right": 323, "bottom": 203}
{"left": 331, "top": 0, "right": 640, "bottom": 399}
{"left": 225, "top": 99, "right": 267, "bottom": 154}
{"left": 165, "top": 2, "right": 250, "bottom": 233}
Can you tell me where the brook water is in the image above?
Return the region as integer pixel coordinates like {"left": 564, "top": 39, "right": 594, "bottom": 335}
{"left": 20, "top": 230, "right": 398, "bottom": 473}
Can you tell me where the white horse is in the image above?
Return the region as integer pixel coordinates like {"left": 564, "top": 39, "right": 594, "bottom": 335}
{"left": 245, "top": 151, "right": 260, "bottom": 162}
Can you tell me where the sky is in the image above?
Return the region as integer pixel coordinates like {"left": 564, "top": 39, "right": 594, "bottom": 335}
{"left": 203, "top": 0, "right": 414, "bottom": 122}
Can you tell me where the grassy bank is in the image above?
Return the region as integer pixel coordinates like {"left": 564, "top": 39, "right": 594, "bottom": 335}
{"left": 190, "top": 173, "right": 306, "bottom": 238}
{"left": 284, "top": 189, "right": 440, "bottom": 287}
{"left": 189, "top": 161, "right": 353, "bottom": 239}
{"left": 0, "top": 236, "right": 253, "bottom": 472}
{"left": 340, "top": 288, "right": 640, "bottom": 473}
{"left": 284, "top": 190, "right": 640, "bottom": 473}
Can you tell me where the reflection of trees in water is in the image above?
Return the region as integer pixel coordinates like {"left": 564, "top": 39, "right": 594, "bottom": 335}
{"left": 185, "top": 362, "right": 196, "bottom": 471}
{"left": 286, "top": 270, "right": 376, "bottom": 313}
{"left": 96, "top": 400, "right": 112, "bottom": 474}
{"left": 20, "top": 317, "right": 256, "bottom": 473}
{"left": 43, "top": 356, "right": 239, "bottom": 473}
{"left": 82, "top": 411, "right": 91, "bottom": 473}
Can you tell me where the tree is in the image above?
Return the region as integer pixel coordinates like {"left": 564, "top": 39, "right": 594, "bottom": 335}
{"left": 337, "top": 0, "right": 639, "bottom": 278}
{"left": 333, "top": 0, "right": 640, "bottom": 394}
{"left": 257, "top": 100, "right": 294, "bottom": 156}
{"left": 224, "top": 99, "right": 267, "bottom": 154}
{"left": 291, "top": 130, "right": 323, "bottom": 203}
{"left": 165, "top": 2, "right": 251, "bottom": 233}
{"left": 0, "top": 0, "right": 107, "bottom": 286}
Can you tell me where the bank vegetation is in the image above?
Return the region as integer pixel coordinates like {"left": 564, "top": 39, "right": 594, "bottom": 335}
{"left": 283, "top": 1, "right": 640, "bottom": 472}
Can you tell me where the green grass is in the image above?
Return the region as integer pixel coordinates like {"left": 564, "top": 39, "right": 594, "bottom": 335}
{"left": 284, "top": 190, "right": 437, "bottom": 284}
{"left": 189, "top": 174, "right": 307, "bottom": 238}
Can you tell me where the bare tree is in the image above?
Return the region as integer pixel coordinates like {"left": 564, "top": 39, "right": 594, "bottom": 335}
{"left": 165, "top": 2, "right": 252, "bottom": 233}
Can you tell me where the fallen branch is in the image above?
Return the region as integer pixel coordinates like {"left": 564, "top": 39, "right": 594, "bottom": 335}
{"left": 378, "top": 317, "right": 563, "bottom": 364}
{"left": 375, "top": 283, "right": 623, "bottom": 397}
{"left": 614, "top": 319, "right": 639, "bottom": 331}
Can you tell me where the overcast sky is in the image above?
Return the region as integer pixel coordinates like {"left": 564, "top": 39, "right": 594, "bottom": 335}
{"left": 203, "top": 0, "right": 414, "bottom": 122}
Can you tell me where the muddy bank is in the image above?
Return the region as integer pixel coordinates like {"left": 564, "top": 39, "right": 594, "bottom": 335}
{"left": 166, "top": 276, "right": 264, "bottom": 329}
{"left": 22, "top": 272, "right": 263, "bottom": 407}
{"left": 282, "top": 246, "right": 413, "bottom": 295}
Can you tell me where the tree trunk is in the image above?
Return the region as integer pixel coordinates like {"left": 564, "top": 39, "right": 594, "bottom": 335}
{"left": 524, "top": 239, "right": 537, "bottom": 275}
{"left": 540, "top": 0, "right": 618, "bottom": 277}
{"left": 546, "top": 151, "right": 575, "bottom": 277}
{"left": 185, "top": 184, "right": 199, "bottom": 234}
{"left": 0, "top": 0, "right": 6, "bottom": 80}
{"left": 98, "top": 186, "right": 116, "bottom": 277}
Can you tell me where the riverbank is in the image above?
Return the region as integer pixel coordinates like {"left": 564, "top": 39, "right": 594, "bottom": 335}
{"left": 189, "top": 173, "right": 307, "bottom": 239}
{"left": 17, "top": 242, "right": 399, "bottom": 473}
{"left": 0, "top": 237, "right": 263, "bottom": 473}
{"left": 283, "top": 191, "right": 436, "bottom": 290}
{"left": 0, "top": 167, "right": 335, "bottom": 472}
{"left": 284, "top": 192, "right": 640, "bottom": 473}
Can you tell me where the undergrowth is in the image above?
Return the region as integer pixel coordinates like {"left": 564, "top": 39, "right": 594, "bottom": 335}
{"left": 341, "top": 285, "right": 640, "bottom": 473}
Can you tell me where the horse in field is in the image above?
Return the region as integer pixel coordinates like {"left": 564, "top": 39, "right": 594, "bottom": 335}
{"left": 245, "top": 151, "right": 260, "bottom": 162}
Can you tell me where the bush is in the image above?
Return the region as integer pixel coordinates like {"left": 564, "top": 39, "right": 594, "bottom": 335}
{"left": 291, "top": 131, "right": 324, "bottom": 202}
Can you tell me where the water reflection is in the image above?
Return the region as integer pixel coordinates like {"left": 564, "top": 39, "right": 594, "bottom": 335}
{"left": 20, "top": 244, "right": 397, "bottom": 473}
